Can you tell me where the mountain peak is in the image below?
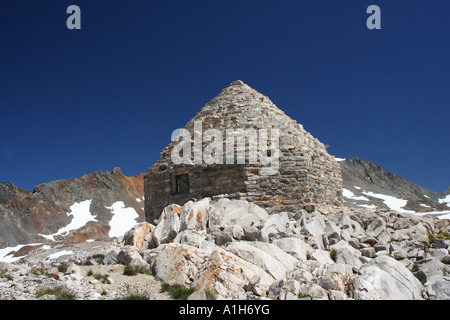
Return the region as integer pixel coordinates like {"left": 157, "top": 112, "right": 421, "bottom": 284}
{"left": 112, "top": 167, "right": 124, "bottom": 176}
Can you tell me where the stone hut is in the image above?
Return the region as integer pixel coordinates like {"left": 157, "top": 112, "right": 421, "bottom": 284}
{"left": 144, "top": 81, "right": 343, "bottom": 223}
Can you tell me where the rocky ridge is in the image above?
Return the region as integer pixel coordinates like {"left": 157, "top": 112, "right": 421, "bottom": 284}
{"left": 0, "top": 168, "right": 145, "bottom": 247}
{"left": 340, "top": 158, "right": 450, "bottom": 214}
{"left": 1, "top": 197, "right": 449, "bottom": 300}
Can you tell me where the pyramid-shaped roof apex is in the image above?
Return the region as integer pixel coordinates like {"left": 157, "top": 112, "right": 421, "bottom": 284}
{"left": 183, "top": 80, "right": 303, "bottom": 133}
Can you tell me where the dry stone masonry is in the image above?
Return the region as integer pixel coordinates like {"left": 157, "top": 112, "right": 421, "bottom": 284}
{"left": 144, "top": 80, "right": 343, "bottom": 223}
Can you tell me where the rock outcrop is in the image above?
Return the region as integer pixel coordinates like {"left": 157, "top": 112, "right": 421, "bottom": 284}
{"left": 1, "top": 196, "right": 449, "bottom": 300}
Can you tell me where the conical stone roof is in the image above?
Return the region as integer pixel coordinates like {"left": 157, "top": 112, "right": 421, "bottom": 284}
{"left": 145, "top": 81, "right": 343, "bottom": 222}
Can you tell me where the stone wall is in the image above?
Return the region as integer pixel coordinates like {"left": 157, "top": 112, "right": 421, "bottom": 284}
{"left": 145, "top": 81, "right": 343, "bottom": 223}
{"left": 145, "top": 164, "right": 248, "bottom": 223}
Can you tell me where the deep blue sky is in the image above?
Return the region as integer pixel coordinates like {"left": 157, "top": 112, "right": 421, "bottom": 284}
{"left": 1, "top": 0, "right": 449, "bottom": 193}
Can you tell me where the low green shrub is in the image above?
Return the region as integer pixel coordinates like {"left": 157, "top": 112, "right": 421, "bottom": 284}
{"left": 119, "top": 293, "right": 150, "bottom": 300}
{"left": 0, "top": 269, "right": 13, "bottom": 281}
{"left": 123, "top": 265, "right": 151, "bottom": 276}
{"left": 428, "top": 232, "right": 450, "bottom": 244}
{"left": 161, "top": 283, "right": 195, "bottom": 300}
{"left": 29, "top": 268, "right": 47, "bottom": 276}
{"left": 205, "top": 290, "right": 217, "bottom": 300}
{"left": 93, "top": 272, "right": 110, "bottom": 283}
{"left": 35, "top": 286, "right": 75, "bottom": 300}
{"left": 330, "top": 249, "right": 337, "bottom": 262}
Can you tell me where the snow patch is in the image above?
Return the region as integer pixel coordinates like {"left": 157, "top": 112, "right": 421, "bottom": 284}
{"left": 361, "top": 191, "right": 414, "bottom": 214}
{"left": 437, "top": 212, "right": 450, "bottom": 220}
{"left": 57, "top": 200, "right": 97, "bottom": 235}
{"left": 439, "top": 194, "right": 450, "bottom": 205}
{"left": 345, "top": 188, "right": 450, "bottom": 219}
{"left": 414, "top": 210, "right": 450, "bottom": 220}
{"left": 358, "top": 204, "right": 378, "bottom": 209}
{"left": 39, "top": 233, "right": 56, "bottom": 241}
{"left": 343, "top": 188, "right": 370, "bottom": 202}
{"left": 39, "top": 200, "right": 97, "bottom": 241}
{"left": 0, "top": 243, "right": 41, "bottom": 263}
{"left": 106, "top": 201, "right": 139, "bottom": 238}
{"left": 46, "top": 250, "right": 74, "bottom": 261}
{"left": 335, "top": 158, "right": 346, "bottom": 162}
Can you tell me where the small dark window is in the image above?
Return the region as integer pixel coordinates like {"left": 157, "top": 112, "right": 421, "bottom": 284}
{"left": 173, "top": 173, "right": 190, "bottom": 194}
